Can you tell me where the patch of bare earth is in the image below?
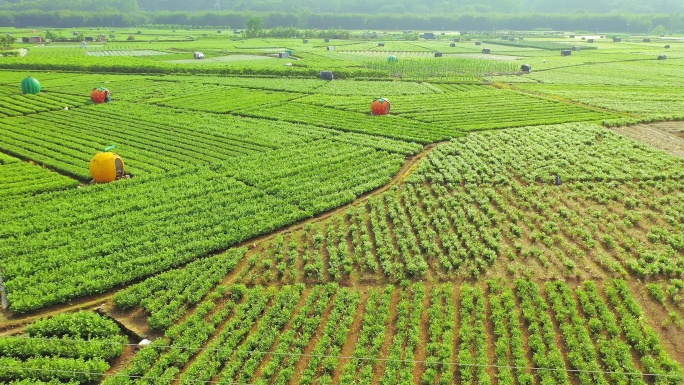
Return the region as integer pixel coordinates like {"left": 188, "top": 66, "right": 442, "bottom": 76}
{"left": 609, "top": 122, "right": 684, "bottom": 158}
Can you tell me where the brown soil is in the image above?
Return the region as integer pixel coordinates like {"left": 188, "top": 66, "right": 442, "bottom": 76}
{"left": 289, "top": 291, "right": 338, "bottom": 385}
{"left": 98, "top": 302, "right": 164, "bottom": 340}
{"left": 371, "top": 288, "right": 400, "bottom": 383}
{"left": 412, "top": 285, "right": 432, "bottom": 384}
{"left": 608, "top": 122, "right": 684, "bottom": 158}
{"left": 0, "top": 291, "right": 117, "bottom": 335}
{"left": 332, "top": 289, "right": 369, "bottom": 383}
{"left": 628, "top": 280, "right": 684, "bottom": 369}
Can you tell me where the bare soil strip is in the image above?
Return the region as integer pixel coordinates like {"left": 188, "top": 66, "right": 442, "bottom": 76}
{"left": 609, "top": 122, "right": 684, "bottom": 159}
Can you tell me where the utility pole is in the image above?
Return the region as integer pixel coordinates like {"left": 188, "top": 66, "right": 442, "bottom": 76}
{"left": 215, "top": 0, "right": 221, "bottom": 12}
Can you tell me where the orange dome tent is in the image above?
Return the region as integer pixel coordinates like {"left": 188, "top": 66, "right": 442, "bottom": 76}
{"left": 90, "top": 145, "right": 125, "bottom": 183}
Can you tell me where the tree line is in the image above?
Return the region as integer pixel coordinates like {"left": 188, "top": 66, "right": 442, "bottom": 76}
{"left": 2, "top": 0, "right": 684, "bottom": 15}
{"left": 0, "top": 10, "right": 680, "bottom": 34}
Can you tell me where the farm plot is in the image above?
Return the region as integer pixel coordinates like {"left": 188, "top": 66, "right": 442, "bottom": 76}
{"left": 482, "top": 39, "right": 598, "bottom": 50}
{"left": 0, "top": 153, "right": 78, "bottom": 199}
{"left": 158, "top": 75, "right": 327, "bottom": 93}
{"left": 166, "top": 54, "right": 276, "bottom": 63}
{"left": 241, "top": 102, "right": 461, "bottom": 143}
{"left": 517, "top": 84, "right": 684, "bottom": 121}
{"left": 236, "top": 123, "right": 684, "bottom": 283}
{"left": 86, "top": 50, "right": 171, "bottom": 57}
{"left": 0, "top": 312, "right": 127, "bottom": 384}
{"left": 387, "top": 87, "right": 619, "bottom": 130}
{"left": 0, "top": 93, "right": 87, "bottom": 117}
{"left": 608, "top": 122, "right": 684, "bottom": 158}
{"left": 509, "top": 60, "right": 684, "bottom": 87}
{"left": 365, "top": 57, "right": 519, "bottom": 80}
{"left": 0, "top": 102, "right": 334, "bottom": 179}
{"left": 0, "top": 139, "right": 407, "bottom": 313}
{"left": 315, "top": 79, "right": 440, "bottom": 95}
{"left": 154, "top": 87, "right": 305, "bottom": 113}
{"left": 109, "top": 274, "right": 683, "bottom": 385}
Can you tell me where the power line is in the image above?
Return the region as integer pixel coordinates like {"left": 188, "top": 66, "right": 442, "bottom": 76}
{"left": 0, "top": 366, "right": 253, "bottom": 385}
{"left": 5, "top": 335, "right": 684, "bottom": 380}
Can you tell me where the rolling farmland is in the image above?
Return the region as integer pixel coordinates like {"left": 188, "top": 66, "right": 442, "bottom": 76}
{"left": 0, "top": 28, "right": 684, "bottom": 384}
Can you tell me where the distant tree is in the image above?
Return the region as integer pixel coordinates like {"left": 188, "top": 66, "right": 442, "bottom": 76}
{"left": 246, "top": 16, "right": 264, "bottom": 37}
{"left": 44, "top": 30, "right": 59, "bottom": 41}
{"left": 651, "top": 24, "right": 667, "bottom": 35}
{"left": 0, "top": 34, "right": 14, "bottom": 49}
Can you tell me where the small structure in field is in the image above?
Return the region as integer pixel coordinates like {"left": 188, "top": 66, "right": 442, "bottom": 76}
{"left": 475, "top": 41, "right": 481, "bottom": 45}
{"left": 450, "top": 43, "right": 456, "bottom": 47}
{"left": 90, "top": 145, "right": 125, "bottom": 183}
{"left": 324, "top": 38, "right": 330, "bottom": 42}
{"left": 21, "top": 76, "right": 41, "bottom": 94}
{"left": 378, "top": 42, "right": 384, "bottom": 47}
{"left": 664, "top": 45, "right": 671, "bottom": 49}
{"left": 658, "top": 55, "right": 667, "bottom": 60}
{"left": 327, "top": 46, "right": 335, "bottom": 51}
{"left": 320, "top": 71, "right": 334, "bottom": 81}
{"left": 29, "top": 36, "right": 42, "bottom": 43}
{"left": 643, "top": 38, "right": 651, "bottom": 42}
{"left": 371, "top": 97, "right": 390, "bottom": 115}
{"left": 91, "top": 87, "right": 111, "bottom": 104}
{"left": 434, "top": 51, "right": 443, "bottom": 57}
{"left": 572, "top": 46, "right": 581, "bottom": 51}
{"left": 193, "top": 52, "right": 205, "bottom": 59}
{"left": 587, "top": 38, "right": 595, "bottom": 43}
{"left": 561, "top": 50, "right": 572, "bottom": 56}
{"left": 278, "top": 52, "right": 289, "bottom": 58}
{"left": 482, "top": 48, "right": 491, "bottom": 54}
{"left": 613, "top": 37, "right": 621, "bottom": 42}
{"left": 302, "top": 39, "right": 308, "bottom": 43}
{"left": 520, "top": 64, "right": 531, "bottom": 72}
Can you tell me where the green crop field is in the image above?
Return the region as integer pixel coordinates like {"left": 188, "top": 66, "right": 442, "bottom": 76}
{"left": 1, "top": 26, "right": 684, "bottom": 385}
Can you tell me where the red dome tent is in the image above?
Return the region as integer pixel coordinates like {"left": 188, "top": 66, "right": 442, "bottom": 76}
{"left": 371, "top": 97, "right": 390, "bottom": 115}
{"left": 91, "top": 87, "right": 111, "bottom": 104}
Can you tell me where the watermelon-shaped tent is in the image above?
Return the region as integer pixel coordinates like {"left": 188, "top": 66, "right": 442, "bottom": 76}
{"left": 21, "top": 76, "right": 41, "bottom": 95}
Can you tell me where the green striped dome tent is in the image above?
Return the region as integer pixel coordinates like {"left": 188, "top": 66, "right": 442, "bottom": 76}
{"left": 21, "top": 76, "right": 41, "bottom": 95}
